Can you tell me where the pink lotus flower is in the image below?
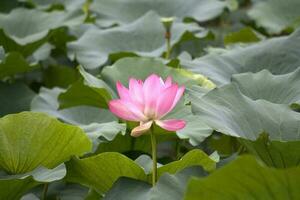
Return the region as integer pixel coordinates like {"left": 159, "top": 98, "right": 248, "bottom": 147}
{"left": 109, "top": 74, "right": 186, "bottom": 137}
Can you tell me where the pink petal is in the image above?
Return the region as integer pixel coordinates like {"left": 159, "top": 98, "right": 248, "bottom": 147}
{"left": 116, "top": 81, "right": 130, "bottom": 101}
{"left": 109, "top": 99, "right": 140, "bottom": 121}
{"left": 164, "top": 76, "right": 172, "bottom": 87}
{"left": 159, "top": 77, "right": 165, "bottom": 85}
{"left": 155, "top": 119, "right": 186, "bottom": 132}
{"left": 170, "top": 86, "right": 185, "bottom": 110}
{"left": 115, "top": 81, "right": 147, "bottom": 121}
{"left": 155, "top": 84, "right": 178, "bottom": 118}
{"left": 131, "top": 121, "right": 153, "bottom": 137}
{"left": 143, "top": 74, "right": 164, "bottom": 117}
{"left": 129, "top": 78, "right": 144, "bottom": 107}
{"left": 122, "top": 100, "right": 148, "bottom": 121}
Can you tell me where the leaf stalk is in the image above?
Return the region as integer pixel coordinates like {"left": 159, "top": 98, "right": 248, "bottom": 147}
{"left": 150, "top": 126, "right": 157, "bottom": 186}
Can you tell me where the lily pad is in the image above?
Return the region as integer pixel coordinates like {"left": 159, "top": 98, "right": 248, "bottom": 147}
{"left": 66, "top": 150, "right": 214, "bottom": 194}
{"left": 101, "top": 57, "right": 197, "bottom": 88}
{"left": 190, "top": 69, "right": 300, "bottom": 140}
{"left": 91, "top": 0, "right": 230, "bottom": 24}
{"left": 66, "top": 152, "right": 147, "bottom": 194}
{"left": 105, "top": 166, "right": 207, "bottom": 200}
{"left": 231, "top": 68, "right": 300, "bottom": 106}
{"left": 43, "top": 64, "right": 79, "bottom": 88}
{"left": 31, "top": 87, "right": 125, "bottom": 143}
{"left": 0, "top": 111, "right": 92, "bottom": 174}
{"left": 248, "top": 0, "right": 300, "bottom": 34}
{"left": 157, "top": 149, "right": 215, "bottom": 177}
{"left": 0, "top": 164, "right": 66, "bottom": 200}
{"left": 0, "top": 8, "right": 84, "bottom": 56}
{"left": 182, "top": 28, "right": 300, "bottom": 85}
{"left": 191, "top": 85, "right": 300, "bottom": 139}
{"left": 241, "top": 134, "right": 300, "bottom": 168}
{"left": 0, "top": 52, "right": 39, "bottom": 79}
{"left": 67, "top": 11, "right": 207, "bottom": 69}
{"left": 189, "top": 69, "right": 300, "bottom": 167}
{"left": 223, "top": 27, "right": 261, "bottom": 45}
{"left": 58, "top": 66, "right": 113, "bottom": 109}
{"left": 165, "top": 101, "right": 213, "bottom": 145}
{"left": 184, "top": 155, "right": 300, "bottom": 200}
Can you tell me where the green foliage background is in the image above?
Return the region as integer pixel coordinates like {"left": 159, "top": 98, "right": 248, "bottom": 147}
{"left": 0, "top": 0, "right": 300, "bottom": 199}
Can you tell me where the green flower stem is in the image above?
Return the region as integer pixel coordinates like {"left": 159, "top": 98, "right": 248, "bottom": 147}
{"left": 161, "top": 17, "right": 173, "bottom": 59}
{"left": 42, "top": 183, "right": 48, "bottom": 200}
{"left": 165, "top": 31, "right": 171, "bottom": 59}
{"left": 150, "top": 126, "right": 157, "bottom": 186}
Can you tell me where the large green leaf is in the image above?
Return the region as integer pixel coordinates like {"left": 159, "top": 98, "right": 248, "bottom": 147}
{"left": 209, "top": 134, "right": 241, "bottom": 157}
{"left": 241, "top": 134, "right": 300, "bottom": 168}
{"left": 223, "top": 27, "right": 261, "bottom": 45}
{"left": 67, "top": 11, "right": 207, "bottom": 69}
{"left": 31, "top": 87, "right": 125, "bottom": 142}
{"left": 101, "top": 57, "right": 196, "bottom": 88}
{"left": 0, "top": 52, "right": 39, "bottom": 79}
{"left": 157, "top": 149, "right": 216, "bottom": 177}
{"left": 231, "top": 68, "right": 300, "bottom": 106}
{"left": 189, "top": 69, "right": 300, "bottom": 167}
{"left": 38, "top": 183, "right": 90, "bottom": 200}
{"left": 194, "top": 93, "right": 299, "bottom": 137}
{"left": 95, "top": 130, "right": 177, "bottom": 157}
{"left": 0, "top": 164, "right": 66, "bottom": 200}
{"left": 0, "top": 8, "right": 84, "bottom": 56}
{"left": 182, "top": 28, "right": 300, "bottom": 85}
{"left": 31, "top": 42, "right": 54, "bottom": 62}
{"left": 66, "top": 150, "right": 214, "bottom": 194}
{"left": 105, "top": 166, "right": 207, "bottom": 200}
{"left": 101, "top": 57, "right": 214, "bottom": 94}
{"left": 27, "top": 164, "right": 66, "bottom": 182}
{"left": 104, "top": 178, "right": 151, "bottom": 200}
{"left": 66, "top": 152, "right": 147, "bottom": 194}
{"left": 91, "top": 0, "right": 229, "bottom": 25}
{"left": 248, "top": 0, "right": 300, "bottom": 34}
{"left": 0, "top": 177, "right": 38, "bottom": 200}
{"left": 0, "top": 8, "right": 83, "bottom": 45}
{"left": 58, "top": 66, "right": 113, "bottom": 109}
{"left": 135, "top": 155, "right": 163, "bottom": 174}
{"left": 165, "top": 101, "right": 213, "bottom": 145}
{"left": 0, "top": 112, "right": 92, "bottom": 174}
{"left": 96, "top": 133, "right": 153, "bottom": 155}
{"left": 190, "top": 69, "right": 300, "bottom": 140}
{"left": 0, "top": 82, "right": 36, "bottom": 117}
{"left": 184, "top": 155, "right": 300, "bottom": 200}
{"left": 43, "top": 65, "right": 79, "bottom": 88}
